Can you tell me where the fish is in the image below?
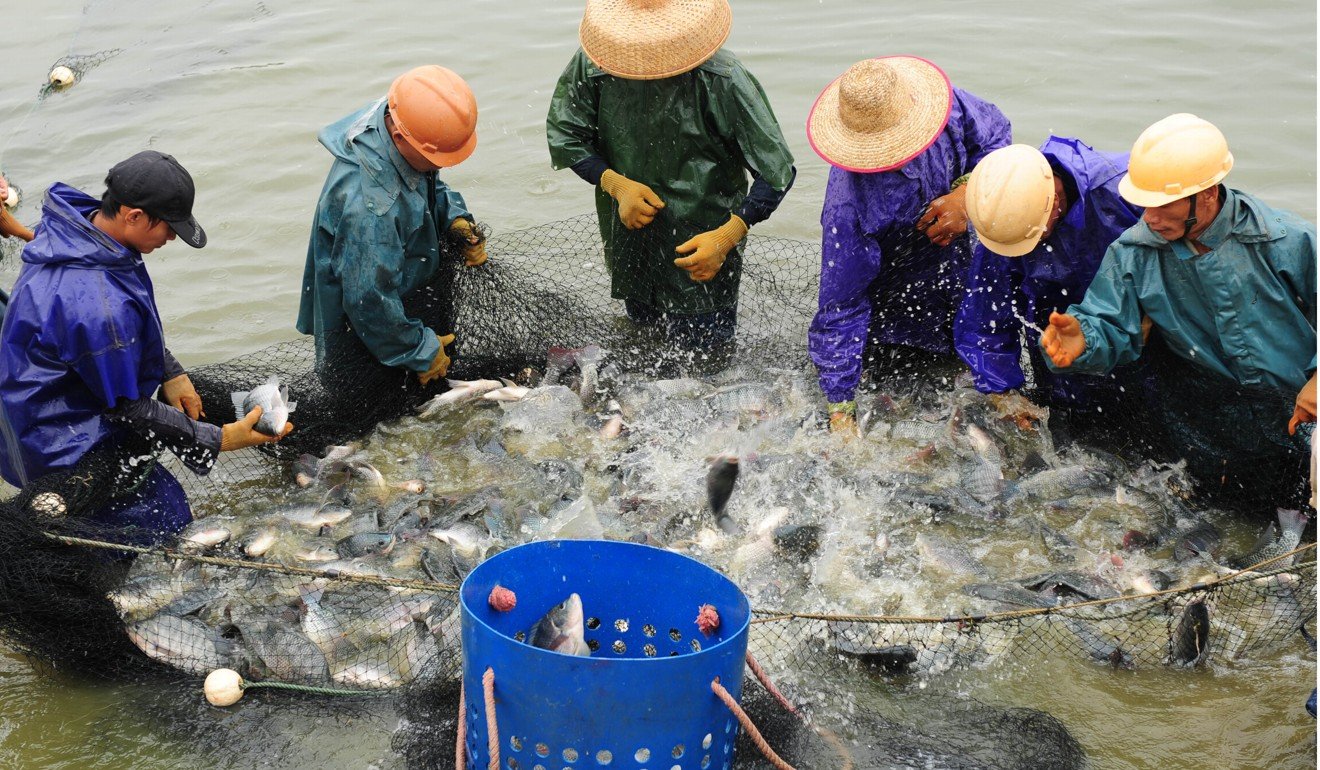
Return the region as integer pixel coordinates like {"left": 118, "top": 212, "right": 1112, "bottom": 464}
{"left": 126, "top": 614, "right": 233, "bottom": 675}
{"left": 1231, "top": 509, "right": 1310, "bottom": 569}
{"left": 772, "top": 524, "right": 821, "bottom": 560}
{"left": 336, "top": 531, "right": 396, "bottom": 559}
{"left": 231, "top": 375, "right": 296, "bottom": 436}
{"left": 349, "top": 459, "right": 389, "bottom": 500}
{"left": 1013, "top": 465, "right": 1112, "bottom": 501}
{"left": 1016, "top": 571, "right": 1119, "bottom": 602}
{"left": 241, "top": 623, "right": 330, "bottom": 685}
{"left": 1173, "top": 520, "right": 1222, "bottom": 563}
{"left": 482, "top": 381, "right": 531, "bottom": 402}
{"left": 706, "top": 454, "right": 741, "bottom": 535}
{"left": 180, "top": 522, "right": 232, "bottom": 550}
{"left": 297, "top": 585, "right": 354, "bottom": 659}
{"left": 915, "top": 533, "right": 990, "bottom": 579}
{"left": 240, "top": 529, "right": 278, "bottom": 558}
{"left": 416, "top": 379, "right": 504, "bottom": 417}
{"left": 281, "top": 504, "right": 354, "bottom": 530}
{"left": 527, "top": 593, "right": 590, "bottom": 657}
{"left": 1171, "top": 600, "right": 1210, "bottom": 666}
{"left": 109, "top": 570, "right": 204, "bottom": 620}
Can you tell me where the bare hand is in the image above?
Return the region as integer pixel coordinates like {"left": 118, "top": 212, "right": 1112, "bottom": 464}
{"left": 1289, "top": 374, "right": 1317, "bottom": 435}
{"left": 915, "top": 186, "right": 969, "bottom": 247}
{"left": 1039, "top": 312, "right": 1086, "bottom": 368}
{"left": 160, "top": 373, "right": 204, "bottom": 420}
{"left": 829, "top": 411, "right": 858, "bottom": 438}
{"left": 0, "top": 175, "right": 8, "bottom": 202}
{"left": 221, "top": 406, "right": 292, "bottom": 451}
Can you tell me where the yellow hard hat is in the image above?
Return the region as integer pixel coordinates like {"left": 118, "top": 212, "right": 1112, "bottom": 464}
{"left": 1118, "top": 113, "right": 1232, "bottom": 208}
{"left": 965, "top": 144, "right": 1055, "bottom": 258}
{"left": 387, "top": 66, "right": 479, "bottom": 168}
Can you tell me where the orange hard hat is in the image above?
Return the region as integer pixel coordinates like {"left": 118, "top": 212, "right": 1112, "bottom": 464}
{"left": 387, "top": 66, "right": 478, "bottom": 168}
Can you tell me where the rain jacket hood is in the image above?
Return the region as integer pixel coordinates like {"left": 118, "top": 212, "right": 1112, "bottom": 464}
{"left": 297, "top": 98, "right": 471, "bottom": 374}
{"left": 954, "top": 137, "right": 1141, "bottom": 400}
{"left": 1054, "top": 186, "right": 1316, "bottom": 393}
{"left": 0, "top": 183, "right": 167, "bottom": 486}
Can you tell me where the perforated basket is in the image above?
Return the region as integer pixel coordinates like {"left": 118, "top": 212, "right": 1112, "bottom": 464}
{"left": 459, "top": 539, "right": 751, "bottom": 770}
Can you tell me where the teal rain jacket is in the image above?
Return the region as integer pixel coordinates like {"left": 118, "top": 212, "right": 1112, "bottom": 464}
{"left": 297, "top": 98, "right": 472, "bottom": 373}
{"left": 1050, "top": 187, "right": 1316, "bottom": 392}
{"left": 546, "top": 49, "right": 795, "bottom": 315}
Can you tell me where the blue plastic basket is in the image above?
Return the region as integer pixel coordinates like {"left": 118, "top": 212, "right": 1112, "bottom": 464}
{"left": 459, "top": 539, "right": 751, "bottom": 770}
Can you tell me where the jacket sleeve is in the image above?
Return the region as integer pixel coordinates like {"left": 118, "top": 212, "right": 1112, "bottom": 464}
{"left": 1050, "top": 243, "right": 1145, "bottom": 375}
{"left": 954, "top": 90, "right": 1012, "bottom": 168}
{"left": 434, "top": 177, "right": 472, "bottom": 230}
{"left": 1279, "top": 222, "right": 1318, "bottom": 371}
{"left": 336, "top": 207, "right": 440, "bottom": 372}
{"left": 107, "top": 396, "right": 221, "bottom": 474}
{"left": 809, "top": 184, "right": 881, "bottom": 403}
{"left": 722, "top": 63, "right": 796, "bottom": 221}
{"left": 546, "top": 51, "right": 603, "bottom": 175}
{"left": 954, "top": 244, "right": 1026, "bottom": 393}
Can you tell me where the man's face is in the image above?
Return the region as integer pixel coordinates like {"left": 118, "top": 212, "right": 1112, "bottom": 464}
{"left": 122, "top": 209, "right": 176, "bottom": 253}
{"left": 1041, "top": 175, "right": 1067, "bottom": 240}
{"left": 1142, "top": 195, "right": 1197, "bottom": 241}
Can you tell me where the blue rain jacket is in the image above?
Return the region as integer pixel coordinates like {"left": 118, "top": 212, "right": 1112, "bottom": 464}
{"left": 1049, "top": 186, "right": 1316, "bottom": 393}
{"left": 297, "top": 98, "right": 472, "bottom": 373}
{"left": 955, "top": 136, "right": 1142, "bottom": 404}
{"left": 809, "top": 88, "right": 1011, "bottom": 403}
{"left": 0, "top": 183, "right": 174, "bottom": 488}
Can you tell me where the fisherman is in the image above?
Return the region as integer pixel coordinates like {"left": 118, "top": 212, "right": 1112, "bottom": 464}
{"left": 954, "top": 139, "right": 1148, "bottom": 443}
{"left": 1041, "top": 114, "right": 1316, "bottom": 507}
{"left": 546, "top": 0, "right": 795, "bottom": 363}
{"left": 297, "top": 65, "right": 487, "bottom": 415}
{"left": 0, "top": 151, "right": 289, "bottom": 539}
{"left": 0, "top": 173, "right": 34, "bottom": 318}
{"left": 806, "top": 57, "right": 1011, "bottom": 434}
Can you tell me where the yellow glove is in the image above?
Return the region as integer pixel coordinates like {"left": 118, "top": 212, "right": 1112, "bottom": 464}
{"left": 673, "top": 215, "right": 748, "bottom": 283}
{"left": 600, "top": 169, "right": 664, "bottom": 230}
{"left": 450, "top": 218, "right": 487, "bottom": 267}
{"left": 419, "top": 333, "right": 457, "bottom": 385}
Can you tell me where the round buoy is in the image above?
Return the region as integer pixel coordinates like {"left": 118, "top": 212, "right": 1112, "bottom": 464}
{"left": 48, "top": 66, "right": 76, "bottom": 87}
{"left": 2, "top": 186, "right": 17, "bottom": 209}
{"left": 204, "top": 668, "right": 245, "bottom": 707}
{"left": 29, "top": 492, "right": 67, "bottom": 518}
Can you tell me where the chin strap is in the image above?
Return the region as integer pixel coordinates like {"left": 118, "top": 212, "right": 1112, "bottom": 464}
{"left": 1182, "top": 192, "right": 1199, "bottom": 238}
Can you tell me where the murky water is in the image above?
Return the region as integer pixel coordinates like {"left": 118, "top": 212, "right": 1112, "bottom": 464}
{"left": 0, "top": 1, "right": 1315, "bottom": 768}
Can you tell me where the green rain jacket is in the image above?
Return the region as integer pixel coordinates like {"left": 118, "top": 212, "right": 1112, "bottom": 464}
{"left": 546, "top": 49, "right": 794, "bottom": 315}
{"left": 297, "top": 98, "right": 472, "bottom": 373}
{"left": 1050, "top": 187, "right": 1317, "bottom": 392}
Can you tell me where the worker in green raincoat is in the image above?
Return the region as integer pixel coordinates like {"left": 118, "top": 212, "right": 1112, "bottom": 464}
{"left": 298, "top": 65, "right": 487, "bottom": 424}
{"left": 1042, "top": 114, "right": 1317, "bottom": 509}
{"left": 546, "top": 0, "right": 795, "bottom": 356}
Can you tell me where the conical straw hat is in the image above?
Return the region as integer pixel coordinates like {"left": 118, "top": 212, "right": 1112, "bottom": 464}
{"left": 579, "top": 0, "right": 732, "bottom": 81}
{"left": 807, "top": 56, "right": 953, "bottom": 173}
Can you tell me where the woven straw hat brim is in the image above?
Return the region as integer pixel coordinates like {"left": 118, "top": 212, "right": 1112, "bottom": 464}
{"left": 580, "top": 0, "right": 732, "bottom": 80}
{"left": 807, "top": 56, "right": 952, "bottom": 173}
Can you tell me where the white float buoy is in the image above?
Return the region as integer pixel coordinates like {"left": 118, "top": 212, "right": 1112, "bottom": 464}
{"left": 48, "top": 65, "right": 76, "bottom": 88}
{"left": 29, "top": 492, "right": 67, "bottom": 518}
{"left": 204, "top": 668, "right": 245, "bottom": 707}
{"left": 2, "top": 186, "right": 17, "bottom": 209}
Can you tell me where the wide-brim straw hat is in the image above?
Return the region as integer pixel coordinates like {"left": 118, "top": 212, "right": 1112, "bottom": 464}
{"left": 807, "top": 56, "right": 952, "bottom": 173}
{"left": 579, "top": 0, "right": 732, "bottom": 81}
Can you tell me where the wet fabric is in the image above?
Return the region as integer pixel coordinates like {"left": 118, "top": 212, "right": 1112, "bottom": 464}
{"left": 546, "top": 48, "right": 795, "bottom": 316}
{"left": 1052, "top": 186, "right": 1317, "bottom": 393}
{"left": 0, "top": 184, "right": 176, "bottom": 487}
{"left": 955, "top": 136, "right": 1143, "bottom": 413}
{"left": 297, "top": 98, "right": 473, "bottom": 376}
{"left": 809, "top": 88, "right": 1011, "bottom": 403}
{"left": 90, "top": 463, "right": 191, "bottom": 542}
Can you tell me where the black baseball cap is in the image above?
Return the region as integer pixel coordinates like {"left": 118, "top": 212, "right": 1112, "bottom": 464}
{"left": 105, "top": 150, "right": 207, "bottom": 248}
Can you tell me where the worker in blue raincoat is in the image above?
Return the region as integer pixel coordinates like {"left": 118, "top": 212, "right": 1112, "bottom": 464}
{"left": 1042, "top": 114, "right": 1316, "bottom": 507}
{"left": 546, "top": 0, "right": 795, "bottom": 359}
{"left": 297, "top": 66, "right": 487, "bottom": 410}
{"left": 955, "top": 139, "right": 1147, "bottom": 439}
{"left": 0, "top": 152, "right": 288, "bottom": 539}
{"left": 805, "top": 57, "right": 1011, "bottom": 434}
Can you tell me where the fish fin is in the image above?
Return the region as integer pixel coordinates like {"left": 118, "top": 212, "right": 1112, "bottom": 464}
{"left": 445, "top": 379, "right": 469, "bottom": 389}
{"left": 285, "top": 401, "right": 297, "bottom": 413}
{"left": 231, "top": 391, "right": 249, "bottom": 419}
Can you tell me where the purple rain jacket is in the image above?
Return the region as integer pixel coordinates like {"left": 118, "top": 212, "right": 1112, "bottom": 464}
{"left": 809, "top": 87, "right": 1011, "bottom": 403}
{"left": 954, "top": 136, "right": 1142, "bottom": 405}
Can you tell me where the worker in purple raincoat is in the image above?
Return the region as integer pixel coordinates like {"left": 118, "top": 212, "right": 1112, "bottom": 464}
{"left": 0, "top": 152, "right": 288, "bottom": 540}
{"left": 954, "top": 138, "right": 1146, "bottom": 434}
{"left": 805, "top": 57, "right": 1010, "bottom": 433}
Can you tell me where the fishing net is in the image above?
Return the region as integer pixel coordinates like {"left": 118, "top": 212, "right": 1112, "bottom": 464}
{"left": 0, "top": 212, "right": 1313, "bottom": 768}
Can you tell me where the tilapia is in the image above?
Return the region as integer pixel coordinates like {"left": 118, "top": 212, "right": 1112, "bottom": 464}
{"left": 706, "top": 454, "right": 741, "bottom": 535}
{"left": 1171, "top": 600, "right": 1210, "bottom": 666}
{"left": 915, "top": 533, "right": 990, "bottom": 579}
{"left": 1231, "top": 509, "right": 1310, "bottom": 569}
{"left": 527, "top": 593, "right": 590, "bottom": 656}
{"left": 242, "top": 623, "right": 330, "bottom": 685}
{"left": 231, "top": 375, "right": 296, "bottom": 436}
{"left": 126, "top": 614, "right": 232, "bottom": 675}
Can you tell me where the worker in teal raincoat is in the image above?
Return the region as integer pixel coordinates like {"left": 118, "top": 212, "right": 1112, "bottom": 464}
{"left": 298, "top": 65, "right": 487, "bottom": 414}
{"left": 546, "top": 0, "right": 795, "bottom": 356}
{"left": 1042, "top": 114, "right": 1317, "bottom": 507}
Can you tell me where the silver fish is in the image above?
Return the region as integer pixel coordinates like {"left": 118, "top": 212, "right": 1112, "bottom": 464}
{"left": 231, "top": 375, "right": 296, "bottom": 436}
{"left": 126, "top": 614, "right": 232, "bottom": 675}
{"left": 527, "top": 593, "right": 590, "bottom": 656}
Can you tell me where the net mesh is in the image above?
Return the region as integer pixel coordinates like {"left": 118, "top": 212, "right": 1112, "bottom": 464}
{"left": 0, "top": 213, "right": 1313, "bottom": 768}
